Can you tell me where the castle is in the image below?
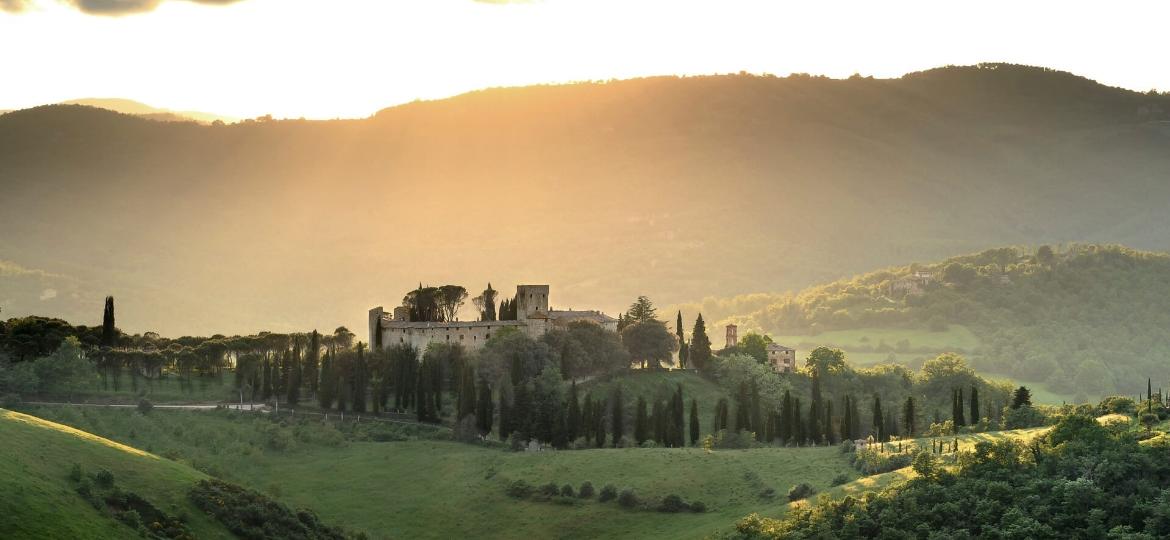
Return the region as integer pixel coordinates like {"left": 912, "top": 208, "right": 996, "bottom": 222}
{"left": 368, "top": 284, "right": 618, "bottom": 352}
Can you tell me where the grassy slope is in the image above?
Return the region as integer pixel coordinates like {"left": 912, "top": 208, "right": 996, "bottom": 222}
{"left": 20, "top": 405, "right": 857, "bottom": 540}
{"left": 0, "top": 408, "right": 230, "bottom": 540}
{"left": 230, "top": 441, "right": 862, "bottom": 540}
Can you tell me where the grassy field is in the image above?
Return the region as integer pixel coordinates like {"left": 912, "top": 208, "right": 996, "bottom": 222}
{"left": 981, "top": 372, "right": 1095, "bottom": 405}
{"left": 0, "top": 408, "right": 232, "bottom": 540}
{"left": 773, "top": 325, "right": 982, "bottom": 356}
{"left": 18, "top": 405, "right": 858, "bottom": 539}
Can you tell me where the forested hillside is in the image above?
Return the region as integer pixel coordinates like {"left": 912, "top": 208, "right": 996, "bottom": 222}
{"left": 2, "top": 64, "right": 1170, "bottom": 336}
{"left": 691, "top": 244, "right": 1170, "bottom": 398}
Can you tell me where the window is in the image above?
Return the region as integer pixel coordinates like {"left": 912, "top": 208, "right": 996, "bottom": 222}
{"left": 460, "top": 335, "right": 465, "bottom": 340}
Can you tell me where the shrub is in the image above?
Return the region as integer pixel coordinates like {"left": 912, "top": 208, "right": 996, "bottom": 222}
{"left": 658, "top": 494, "right": 686, "bottom": 513}
{"left": 560, "top": 484, "right": 574, "bottom": 498}
{"left": 117, "top": 509, "right": 142, "bottom": 531}
{"left": 578, "top": 481, "right": 595, "bottom": 499}
{"left": 758, "top": 487, "right": 777, "bottom": 500}
{"left": 540, "top": 482, "right": 559, "bottom": 497}
{"left": 830, "top": 473, "right": 850, "bottom": 486}
{"left": 598, "top": 484, "right": 618, "bottom": 502}
{"left": 189, "top": 479, "right": 352, "bottom": 539}
{"left": 787, "top": 483, "right": 815, "bottom": 501}
{"left": 137, "top": 399, "right": 153, "bottom": 414}
{"left": 94, "top": 468, "right": 115, "bottom": 488}
{"left": 689, "top": 501, "right": 707, "bottom": 513}
{"left": 506, "top": 480, "right": 532, "bottom": 499}
{"left": 69, "top": 463, "right": 83, "bottom": 483}
{"left": 839, "top": 439, "right": 855, "bottom": 453}
{"left": 617, "top": 489, "right": 639, "bottom": 508}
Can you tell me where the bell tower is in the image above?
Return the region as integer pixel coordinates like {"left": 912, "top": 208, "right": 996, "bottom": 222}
{"left": 725, "top": 324, "right": 738, "bottom": 349}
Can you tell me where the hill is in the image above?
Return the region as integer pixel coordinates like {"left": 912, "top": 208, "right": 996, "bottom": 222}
{"left": 60, "top": 98, "right": 236, "bottom": 124}
{"left": 0, "top": 407, "right": 232, "bottom": 539}
{"left": 2, "top": 64, "right": 1170, "bottom": 336}
{"left": 679, "top": 244, "right": 1170, "bottom": 400}
{"left": 19, "top": 405, "right": 860, "bottom": 539}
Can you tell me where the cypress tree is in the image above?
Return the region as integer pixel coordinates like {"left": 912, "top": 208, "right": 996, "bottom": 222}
{"left": 1010, "top": 386, "right": 1032, "bottom": 409}
{"left": 734, "top": 382, "right": 751, "bottom": 433}
{"left": 582, "top": 393, "right": 594, "bottom": 443}
{"left": 793, "top": 398, "right": 804, "bottom": 445}
{"left": 673, "top": 385, "right": 686, "bottom": 448}
{"left": 676, "top": 311, "right": 688, "bottom": 369}
{"left": 689, "top": 399, "right": 700, "bottom": 446}
{"left": 690, "top": 314, "right": 712, "bottom": 371}
{"left": 262, "top": 358, "right": 274, "bottom": 401}
{"left": 610, "top": 387, "right": 624, "bottom": 447}
{"left": 499, "top": 386, "right": 513, "bottom": 440}
{"left": 750, "top": 380, "right": 763, "bottom": 441}
{"left": 872, "top": 394, "right": 883, "bottom": 441}
{"left": 476, "top": 378, "right": 494, "bottom": 436}
{"left": 458, "top": 365, "right": 476, "bottom": 420}
{"left": 566, "top": 381, "right": 581, "bottom": 442}
{"left": 841, "top": 396, "right": 852, "bottom": 441}
{"left": 513, "top": 382, "right": 532, "bottom": 436}
{"left": 655, "top": 399, "right": 668, "bottom": 444}
{"left": 594, "top": 399, "right": 607, "bottom": 448}
{"left": 969, "top": 386, "right": 980, "bottom": 425}
{"left": 780, "top": 390, "right": 793, "bottom": 443}
{"left": 634, "top": 396, "right": 649, "bottom": 444}
{"left": 903, "top": 396, "right": 917, "bottom": 436}
{"left": 824, "top": 399, "right": 835, "bottom": 444}
{"left": 1149, "top": 378, "right": 1154, "bottom": 413}
{"left": 808, "top": 370, "right": 823, "bottom": 444}
{"left": 352, "top": 344, "right": 368, "bottom": 413}
{"left": 307, "top": 330, "right": 321, "bottom": 395}
{"left": 955, "top": 387, "right": 966, "bottom": 427}
{"left": 101, "top": 296, "right": 116, "bottom": 347}
{"left": 317, "top": 351, "right": 333, "bottom": 408}
{"left": 287, "top": 345, "right": 301, "bottom": 406}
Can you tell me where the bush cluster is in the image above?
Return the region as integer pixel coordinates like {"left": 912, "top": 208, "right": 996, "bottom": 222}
{"left": 68, "top": 464, "right": 193, "bottom": 539}
{"left": 786, "top": 483, "right": 816, "bottom": 502}
{"left": 505, "top": 479, "right": 705, "bottom": 513}
{"left": 189, "top": 478, "right": 361, "bottom": 539}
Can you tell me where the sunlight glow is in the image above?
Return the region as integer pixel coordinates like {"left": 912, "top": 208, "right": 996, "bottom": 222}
{"left": 1, "top": 0, "right": 1167, "bottom": 119}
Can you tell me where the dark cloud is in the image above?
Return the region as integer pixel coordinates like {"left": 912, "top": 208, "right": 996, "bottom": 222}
{"left": 0, "top": 0, "right": 243, "bottom": 15}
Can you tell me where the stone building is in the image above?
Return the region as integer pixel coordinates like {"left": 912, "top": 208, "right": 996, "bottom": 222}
{"left": 725, "top": 324, "right": 738, "bottom": 349}
{"left": 368, "top": 284, "right": 617, "bottom": 352}
{"left": 767, "top": 343, "right": 797, "bottom": 373}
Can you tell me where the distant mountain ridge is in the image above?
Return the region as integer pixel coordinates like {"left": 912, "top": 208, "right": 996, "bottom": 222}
{"left": 1, "top": 63, "right": 1169, "bottom": 337}
{"left": 60, "top": 98, "right": 236, "bottom": 124}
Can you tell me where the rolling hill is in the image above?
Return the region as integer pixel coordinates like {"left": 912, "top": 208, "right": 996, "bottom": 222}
{"left": 0, "top": 408, "right": 232, "bottom": 539}
{"left": 679, "top": 244, "right": 1170, "bottom": 400}
{"left": 2, "top": 63, "right": 1170, "bottom": 337}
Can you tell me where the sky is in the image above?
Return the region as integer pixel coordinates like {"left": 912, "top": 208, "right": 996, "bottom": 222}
{"left": 1, "top": 0, "right": 1168, "bottom": 119}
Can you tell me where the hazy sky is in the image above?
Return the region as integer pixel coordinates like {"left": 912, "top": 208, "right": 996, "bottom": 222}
{"left": 2, "top": 0, "right": 1167, "bottom": 119}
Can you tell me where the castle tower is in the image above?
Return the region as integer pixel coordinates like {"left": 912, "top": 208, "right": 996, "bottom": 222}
{"left": 515, "top": 284, "right": 550, "bottom": 321}
{"left": 368, "top": 306, "right": 385, "bottom": 350}
{"left": 725, "top": 324, "right": 738, "bottom": 349}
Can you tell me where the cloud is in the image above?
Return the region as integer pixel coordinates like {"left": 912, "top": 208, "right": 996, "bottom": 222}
{"left": 0, "top": 0, "right": 32, "bottom": 13}
{"left": 1, "top": 0, "right": 243, "bottom": 15}
{"left": 39, "top": 288, "right": 58, "bottom": 301}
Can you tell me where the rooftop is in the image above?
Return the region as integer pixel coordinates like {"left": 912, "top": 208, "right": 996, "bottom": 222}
{"left": 379, "top": 317, "right": 526, "bottom": 329}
